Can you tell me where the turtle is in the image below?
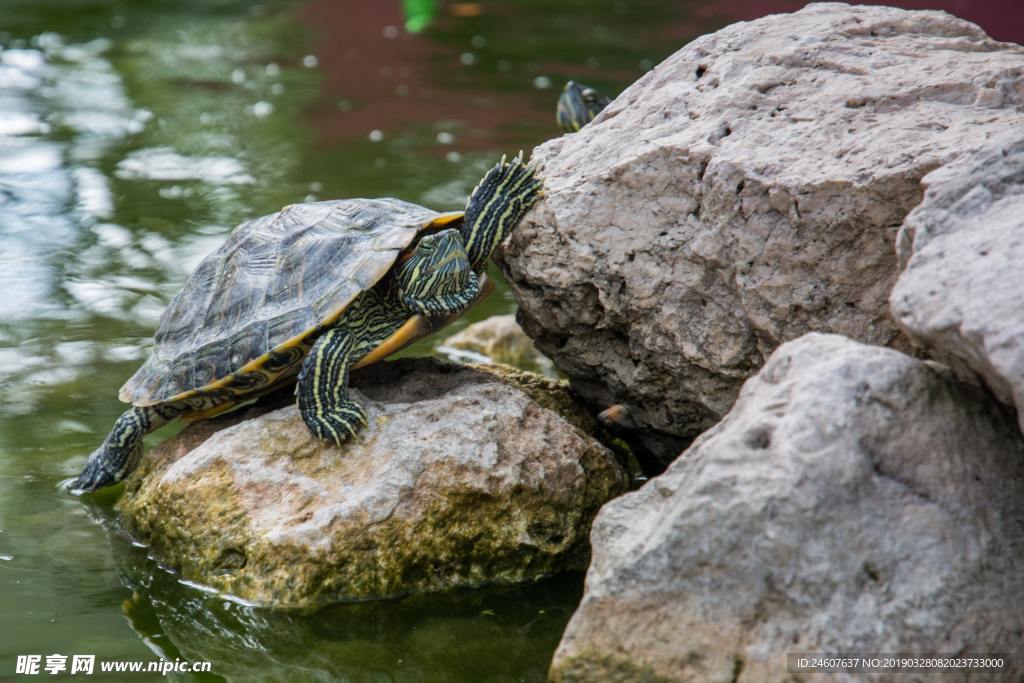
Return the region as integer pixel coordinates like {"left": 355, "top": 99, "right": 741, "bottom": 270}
{"left": 71, "top": 154, "right": 541, "bottom": 492}
{"left": 557, "top": 80, "right": 612, "bottom": 133}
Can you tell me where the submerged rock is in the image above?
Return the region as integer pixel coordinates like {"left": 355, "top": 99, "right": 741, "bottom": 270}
{"left": 113, "top": 550, "right": 579, "bottom": 683}
{"left": 891, "top": 133, "right": 1024, "bottom": 434}
{"left": 499, "top": 3, "right": 1024, "bottom": 458}
{"left": 551, "top": 334, "right": 1024, "bottom": 682}
{"left": 117, "top": 358, "right": 626, "bottom": 609}
{"left": 439, "top": 314, "right": 554, "bottom": 375}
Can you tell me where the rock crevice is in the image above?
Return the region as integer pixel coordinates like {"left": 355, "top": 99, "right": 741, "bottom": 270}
{"left": 891, "top": 133, "right": 1024, "bottom": 433}
{"left": 550, "top": 334, "right": 1024, "bottom": 682}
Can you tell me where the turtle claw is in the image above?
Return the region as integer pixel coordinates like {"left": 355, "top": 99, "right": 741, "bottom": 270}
{"left": 303, "top": 401, "right": 368, "bottom": 447}
{"left": 69, "top": 449, "right": 120, "bottom": 493}
{"left": 71, "top": 436, "right": 143, "bottom": 493}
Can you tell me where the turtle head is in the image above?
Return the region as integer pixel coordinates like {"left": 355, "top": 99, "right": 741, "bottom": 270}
{"left": 409, "top": 229, "right": 468, "bottom": 277}
{"left": 396, "top": 229, "right": 475, "bottom": 313}
{"left": 557, "top": 80, "right": 611, "bottom": 133}
{"left": 460, "top": 153, "right": 542, "bottom": 272}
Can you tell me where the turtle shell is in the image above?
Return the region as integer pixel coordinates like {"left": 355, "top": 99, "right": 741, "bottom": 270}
{"left": 120, "top": 199, "right": 463, "bottom": 406}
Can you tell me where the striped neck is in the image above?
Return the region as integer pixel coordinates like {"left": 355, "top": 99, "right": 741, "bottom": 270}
{"left": 460, "top": 154, "right": 542, "bottom": 272}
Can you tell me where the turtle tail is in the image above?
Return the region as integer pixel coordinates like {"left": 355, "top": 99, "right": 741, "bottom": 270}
{"left": 461, "top": 152, "right": 543, "bottom": 271}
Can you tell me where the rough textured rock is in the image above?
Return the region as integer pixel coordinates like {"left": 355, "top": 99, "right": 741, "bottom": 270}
{"left": 500, "top": 2, "right": 1024, "bottom": 455}
{"left": 550, "top": 333, "right": 1024, "bottom": 683}
{"left": 891, "top": 134, "right": 1024, "bottom": 433}
{"left": 117, "top": 358, "right": 626, "bottom": 609}
{"left": 439, "top": 314, "right": 554, "bottom": 375}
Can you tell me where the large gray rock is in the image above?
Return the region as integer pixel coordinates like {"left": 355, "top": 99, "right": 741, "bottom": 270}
{"left": 500, "top": 3, "right": 1024, "bottom": 455}
{"left": 891, "top": 134, "right": 1024, "bottom": 433}
{"left": 117, "top": 358, "right": 626, "bottom": 609}
{"left": 551, "top": 333, "right": 1024, "bottom": 683}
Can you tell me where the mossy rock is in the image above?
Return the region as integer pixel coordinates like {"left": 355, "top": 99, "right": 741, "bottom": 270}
{"left": 117, "top": 357, "right": 626, "bottom": 609}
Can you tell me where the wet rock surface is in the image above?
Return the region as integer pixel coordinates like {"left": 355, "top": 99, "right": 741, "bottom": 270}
{"left": 500, "top": 2, "right": 1024, "bottom": 457}
{"left": 891, "top": 133, "right": 1024, "bottom": 433}
{"left": 550, "top": 333, "right": 1024, "bottom": 682}
{"left": 117, "top": 358, "right": 626, "bottom": 609}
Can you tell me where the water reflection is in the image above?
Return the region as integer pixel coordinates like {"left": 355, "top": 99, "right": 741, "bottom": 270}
{"left": 108, "top": 520, "right": 580, "bottom": 682}
{"left": 115, "top": 148, "right": 255, "bottom": 186}
{"left": 0, "top": 39, "right": 136, "bottom": 325}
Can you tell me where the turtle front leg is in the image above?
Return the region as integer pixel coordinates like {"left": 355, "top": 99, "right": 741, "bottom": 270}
{"left": 397, "top": 234, "right": 481, "bottom": 318}
{"left": 71, "top": 404, "right": 184, "bottom": 492}
{"left": 400, "top": 268, "right": 481, "bottom": 318}
{"left": 297, "top": 327, "right": 367, "bottom": 446}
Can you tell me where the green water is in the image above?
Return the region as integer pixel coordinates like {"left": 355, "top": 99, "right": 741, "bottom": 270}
{"left": 0, "top": 1, "right": 701, "bottom": 680}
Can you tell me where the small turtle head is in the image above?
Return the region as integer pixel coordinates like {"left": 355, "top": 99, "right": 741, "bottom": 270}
{"left": 415, "top": 229, "right": 468, "bottom": 274}
{"left": 398, "top": 229, "right": 472, "bottom": 300}
{"left": 557, "top": 80, "right": 611, "bottom": 133}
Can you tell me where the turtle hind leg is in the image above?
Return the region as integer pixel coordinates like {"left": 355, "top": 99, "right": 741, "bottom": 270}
{"left": 71, "top": 404, "right": 183, "bottom": 492}
{"left": 297, "top": 327, "right": 368, "bottom": 447}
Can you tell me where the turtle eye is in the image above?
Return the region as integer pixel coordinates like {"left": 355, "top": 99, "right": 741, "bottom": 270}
{"left": 582, "top": 88, "right": 598, "bottom": 103}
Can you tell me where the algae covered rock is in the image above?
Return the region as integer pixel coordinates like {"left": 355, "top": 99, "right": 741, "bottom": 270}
{"left": 499, "top": 3, "right": 1024, "bottom": 459}
{"left": 891, "top": 133, "right": 1024, "bottom": 434}
{"left": 117, "top": 357, "right": 626, "bottom": 609}
{"left": 551, "top": 334, "right": 1024, "bottom": 682}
